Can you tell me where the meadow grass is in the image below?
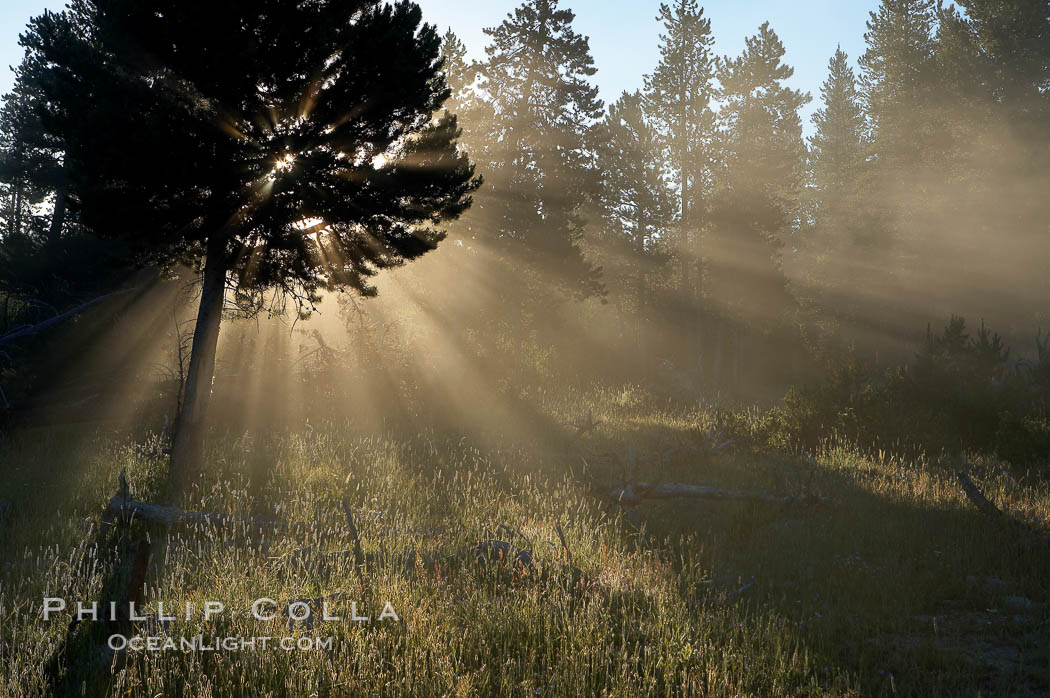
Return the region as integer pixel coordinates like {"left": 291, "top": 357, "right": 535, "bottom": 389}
{"left": 0, "top": 388, "right": 1048, "bottom": 696}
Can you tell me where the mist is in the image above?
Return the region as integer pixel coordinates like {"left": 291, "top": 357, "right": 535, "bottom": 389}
{"left": 4, "top": 0, "right": 1045, "bottom": 446}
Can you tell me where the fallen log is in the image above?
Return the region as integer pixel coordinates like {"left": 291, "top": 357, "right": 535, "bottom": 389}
{"left": 608, "top": 481, "right": 825, "bottom": 507}
{"left": 102, "top": 470, "right": 439, "bottom": 541}
{"left": 103, "top": 469, "right": 300, "bottom": 532}
{"left": 954, "top": 470, "right": 1003, "bottom": 517}
{"left": 953, "top": 469, "right": 1050, "bottom": 549}
{"left": 101, "top": 471, "right": 584, "bottom": 586}
{"left": 105, "top": 495, "right": 290, "bottom": 531}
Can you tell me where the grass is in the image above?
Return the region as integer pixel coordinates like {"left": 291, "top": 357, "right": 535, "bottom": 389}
{"left": 1, "top": 387, "right": 1049, "bottom": 696}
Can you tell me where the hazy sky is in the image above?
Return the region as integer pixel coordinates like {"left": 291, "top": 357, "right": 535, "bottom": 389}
{"left": 0, "top": 0, "right": 881, "bottom": 136}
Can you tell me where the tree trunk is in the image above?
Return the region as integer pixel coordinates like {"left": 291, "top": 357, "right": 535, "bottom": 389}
{"left": 48, "top": 183, "right": 68, "bottom": 240}
{"left": 691, "top": 185, "right": 705, "bottom": 367}
{"left": 636, "top": 267, "right": 646, "bottom": 375}
{"left": 732, "top": 323, "right": 741, "bottom": 391}
{"left": 169, "top": 237, "right": 227, "bottom": 494}
{"left": 12, "top": 181, "right": 23, "bottom": 236}
{"left": 679, "top": 164, "right": 690, "bottom": 296}
{"left": 712, "top": 318, "right": 723, "bottom": 386}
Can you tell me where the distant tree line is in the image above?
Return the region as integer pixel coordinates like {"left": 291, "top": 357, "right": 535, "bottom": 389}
{"left": 433, "top": 0, "right": 1049, "bottom": 391}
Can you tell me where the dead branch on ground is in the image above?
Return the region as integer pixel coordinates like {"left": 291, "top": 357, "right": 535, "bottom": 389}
{"left": 953, "top": 469, "right": 1050, "bottom": 549}
{"left": 608, "top": 481, "right": 825, "bottom": 508}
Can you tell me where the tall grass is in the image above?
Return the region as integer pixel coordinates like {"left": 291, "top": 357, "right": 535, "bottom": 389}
{"left": 1, "top": 391, "right": 1048, "bottom": 696}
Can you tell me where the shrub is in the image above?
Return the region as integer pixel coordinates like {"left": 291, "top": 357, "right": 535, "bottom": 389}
{"left": 779, "top": 317, "right": 1050, "bottom": 466}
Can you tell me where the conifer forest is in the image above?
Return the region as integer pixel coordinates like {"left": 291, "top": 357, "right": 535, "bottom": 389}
{"left": 0, "top": 1, "right": 1048, "bottom": 695}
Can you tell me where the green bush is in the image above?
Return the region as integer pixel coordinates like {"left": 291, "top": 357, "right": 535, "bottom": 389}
{"left": 779, "top": 317, "right": 1050, "bottom": 465}
{"left": 995, "top": 412, "right": 1050, "bottom": 470}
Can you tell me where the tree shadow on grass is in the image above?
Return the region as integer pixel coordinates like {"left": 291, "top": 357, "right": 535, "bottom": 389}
{"left": 638, "top": 457, "right": 1050, "bottom": 696}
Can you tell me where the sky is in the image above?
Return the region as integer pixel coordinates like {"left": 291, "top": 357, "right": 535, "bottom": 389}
{"left": 0, "top": 0, "right": 882, "bottom": 136}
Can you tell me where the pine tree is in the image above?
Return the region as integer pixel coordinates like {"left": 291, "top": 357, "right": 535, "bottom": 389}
{"left": 708, "top": 22, "right": 809, "bottom": 319}
{"left": 0, "top": 60, "right": 60, "bottom": 243}
{"left": 935, "top": 0, "right": 1049, "bottom": 166}
{"left": 0, "top": 54, "right": 119, "bottom": 306}
{"left": 596, "top": 92, "right": 673, "bottom": 305}
{"left": 642, "top": 0, "right": 717, "bottom": 293}
{"left": 0, "top": 88, "right": 34, "bottom": 246}
{"left": 439, "top": 29, "right": 492, "bottom": 192}
{"left": 797, "top": 47, "right": 869, "bottom": 336}
{"left": 810, "top": 47, "right": 866, "bottom": 205}
{"left": 932, "top": 0, "right": 1050, "bottom": 323}
{"left": 951, "top": 0, "right": 1050, "bottom": 110}
{"left": 859, "top": 0, "right": 937, "bottom": 164}
{"left": 595, "top": 91, "right": 674, "bottom": 362}
{"left": 597, "top": 93, "right": 674, "bottom": 257}
{"left": 439, "top": 29, "right": 475, "bottom": 115}
{"left": 847, "top": 0, "right": 938, "bottom": 332}
{"left": 473, "top": 0, "right": 604, "bottom": 299}
{"left": 23, "top": 0, "right": 480, "bottom": 487}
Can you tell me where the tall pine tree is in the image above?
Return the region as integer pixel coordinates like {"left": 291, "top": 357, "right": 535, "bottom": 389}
{"left": 796, "top": 47, "right": 869, "bottom": 342}
{"left": 709, "top": 22, "right": 809, "bottom": 320}
{"left": 810, "top": 47, "right": 866, "bottom": 206}
{"left": 929, "top": 0, "right": 1050, "bottom": 325}
{"left": 595, "top": 91, "right": 674, "bottom": 349}
{"left": 643, "top": 0, "right": 717, "bottom": 296}
{"left": 439, "top": 29, "right": 477, "bottom": 117}
{"left": 473, "top": 0, "right": 604, "bottom": 301}
{"left": 0, "top": 51, "right": 126, "bottom": 308}
{"left": 950, "top": 0, "right": 1050, "bottom": 111}
{"left": 596, "top": 92, "right": 674, "bottom": 258}
{"left": 849, "top": 0, "right": 939, "bottom": 335}
{"left": 859, "top": 0, "right": 937, "bottom": 166}
{"left": 24, "top": 0, "right": 479, "bottom": 487}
